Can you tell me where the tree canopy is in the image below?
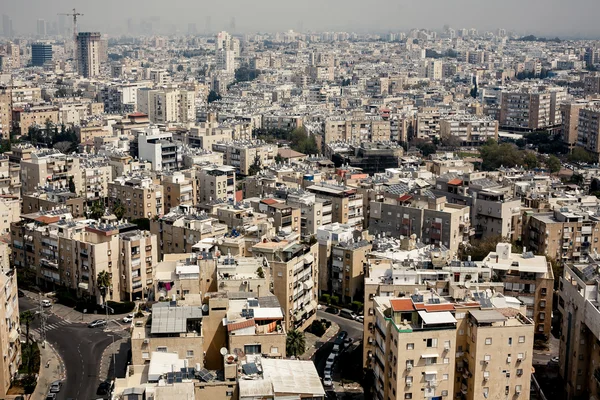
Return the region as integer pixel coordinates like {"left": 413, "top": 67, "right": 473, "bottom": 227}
{"left": 480, "top": 140, "right": 524, "bottom": 170}
{"left": 546, "top": 155, "right": 562, "bottom": 174}
{"left": 286, "top": 329, "right": 306, "bottom": 357}
{"left": 207, "top": 90, "right": 221, "bottom": 103}
{"left": 568, "top": 147, "right": 596, "bottom": 164}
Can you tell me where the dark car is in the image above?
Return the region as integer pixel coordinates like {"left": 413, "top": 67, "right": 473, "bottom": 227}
{"left": 18, "top": 290, "right": 24, "bottom": 298}
{"left": 97, "top": 380, "right": 112, "bottom": 395}
{"left": 337, "top": 331, "right": 348, "bottom": 341}
{"left": 325, "top": 307, "right": 339, "bottom": 315}
{"left": 88, "top": 319, "right": 107, "bottom": 328}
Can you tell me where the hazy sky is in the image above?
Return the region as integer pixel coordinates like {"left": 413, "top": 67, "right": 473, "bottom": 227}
{"left": 2, "top": 0, "right": 600, "bottom": 38}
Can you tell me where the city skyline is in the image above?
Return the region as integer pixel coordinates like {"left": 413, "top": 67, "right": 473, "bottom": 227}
{"left": 2, "top": 0, "right": 600, "bottom": 38}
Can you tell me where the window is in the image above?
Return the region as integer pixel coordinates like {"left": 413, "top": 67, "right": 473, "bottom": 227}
{"left": 407, "top": 343, "right": 414, "bottom": 350}
{"left": 426, "top": 338, "right": 438, "bottom": 348}
{"left": 156, "top": 347, "right": 168, "bottom": 352}
{"left": 186, "top": 350, "right": 194, "bottom": 358}
{"left": 516, "top": 385, "right": 522, "bottom": 393}
{"left": 508, "top": 337, "right": 512, "bottom": 346}
{"left": 404, "top": 394, "right": 412, "bottom": 399}
{"left": 425, "top": 357, "right": 437, "bottom": 365}
{"left": 244, "top": 344, "right": 261, "bottom": 354}
{"left": 405, "top": 376, "right": 413, "bottom": 385}
{"left": 270, "top": 347, "right": 279, "bottom": 354}
{"left": 442, "top": 374, "right": 448, "bottom": 380}
{"left": 485, "top": 337, "right": 492, "bottom": 345}
{"left": 519, "top": 336, "right": 525, "bottom": 343}
{"left": 406, "top": 360, "right": 414, "bottom": 368}
{"left": 441, "top": 390, "right": 448, "bottom": 396}
{"left": 483, "top": 388, "right": 489, "bottom": 397}
{"left": 443, "top": 358, "right": 449, "bottom": 364}
{"left": 142, "top": 352, "right": 149, "bottom": 359}
{"left": 517, "top": 369, "right": 523, "bottom": 376}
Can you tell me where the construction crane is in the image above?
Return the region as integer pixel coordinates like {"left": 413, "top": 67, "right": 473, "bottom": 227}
{"left": 58, "top": 8, "right": 84, "bottom": 58}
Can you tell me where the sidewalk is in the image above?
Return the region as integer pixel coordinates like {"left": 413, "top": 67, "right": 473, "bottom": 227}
{"left": 23, "top": 289, "right": 134, "bottom": 324}
{"left": 98, "top": 334, "right": 130, "bottom": 382}
{"left": 31, "top": 342, "right": 65, "bottom": 400}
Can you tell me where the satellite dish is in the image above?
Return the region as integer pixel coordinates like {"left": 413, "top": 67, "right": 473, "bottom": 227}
{"left": 220, "top": 347, "right": 228, "bottom": 356}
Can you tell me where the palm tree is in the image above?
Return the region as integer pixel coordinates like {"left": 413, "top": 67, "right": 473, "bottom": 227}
{"left": 112, "top": 200, "right": 126, "bottom": 220}
{"left": 286, "top": 329, "right": 306, "bottom": 357}
{"left": 89, "top": 200, "right": 105, "bottom": 220}
{"left": 20, "top": 311, "right": 34, "bottom": 346}
{"left": 97, "top": 271, "right": 111, "bottom": 305}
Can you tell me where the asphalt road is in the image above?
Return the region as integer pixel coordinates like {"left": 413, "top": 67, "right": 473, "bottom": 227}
{"left": 316, "top": 310, "right": 363, "bottom": 340}
{"left": 19, "top": 296, "right": 115, "bottom": 400}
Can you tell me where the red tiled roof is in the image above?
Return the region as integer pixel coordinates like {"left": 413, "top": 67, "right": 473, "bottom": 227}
{"left": 448, "top": 178, "right": 462, "bottom": 185}
{"left": 227, "top": 318, "right": 255, "bottom": 332}
{"left": 422, "top": 304, "right": 456, "bottom": 312}
{"left": 261, "top": 198, "right": 278, "bottom": 205}
{"left": 390, "top": 299, "right": 414, "bottom": 312}
{"left": 398, "top": 194, "right": 413, "bottom": 202}
{"left": 128, "top": 112, "right": 147, "bottom": 117}
{"left": 35, "top": 215, "right": 60, "bottom": 224}
{"left": 235, "top": 190, "right": 243, "bottom": 202}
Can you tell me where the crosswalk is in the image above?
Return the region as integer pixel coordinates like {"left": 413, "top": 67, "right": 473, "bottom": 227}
{"left": 31, "top": 319, "right": 71, "bottom": 335}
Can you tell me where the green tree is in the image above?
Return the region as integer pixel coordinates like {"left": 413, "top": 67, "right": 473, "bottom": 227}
{"left": 480, "top": 140, "right": 524, "bottom": 171}
{"left": 286, "top": 329, "right": 306, "bottom": 357}
{"left": 460, "top": 235, "right": 504, "bottom": 261}
{"left": 112, "top": 200, "right": 126, "bottom": 220}
{"left": 570, "top": 173, "right": 585, "bottom": 186}
{"left": 97, "top": 270, "right": 111, "bottom": 304}
{"left": 177, "top": 64, "right": 184, "bottom": 72}
{"left": 89, "top": 200, "right": 105, "bottom": 220}
{"left": 546, "top": 155, "right": 561, "bottom": 174}
{"left": 247, "top": 155, "right": 262, "bottom": 176}
{"left": 568, "top": 147, "right": 595, "bottom": 164}
{"left": 523, "top": 152, "right": 539, "bottom": 169}
{"left": 207, "top": 90, "right": 221, "bottom": 103}
{"left": 20, "top": 310, "right": 34, "bottom": 346}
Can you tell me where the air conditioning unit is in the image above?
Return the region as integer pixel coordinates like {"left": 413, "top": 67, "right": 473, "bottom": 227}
{"left": 407, "top": 364, "right": 413, "bottom": 370}
{"left": 483, "top": 360, "right": 488, "bottom": 365}
{"left": 444, "top": 344, "right": 450, "bottom": 351}
{"left": 483, "top": 376, "right": 488, "bottom": 381}
{"left": 143, "top": 339, "right": 149, "bottom": 344}
{"left": 406, "top": 381, "right": 412, "bottom": 387}
{"left": 507, "top": 356, "right": 512, "bottom": 363}
{"left": 516, "top": 389, "right": 521, "bottom": 395}
{"left": 243, "top": 280, "right": 248, "bottom": 285}
{"left": 517, "top": 355, "right": 524, "bottom": 361}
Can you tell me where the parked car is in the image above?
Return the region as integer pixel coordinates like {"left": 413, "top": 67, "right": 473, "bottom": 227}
{"left": 88, "top": 319, "right": 107, "bottom": 328}
{"left": 355, "top": 316, "right": 364, "bottom": 323}
{"left": 123, "top": 314, "right": 134, "bottom": 323}
{"left": 49, "top": 381, "right": 62, "bottom": 393}
{"left": 332, "top": 344, "right": 340, "bottom": 353}
{"left": 45, "top": 394, "right": 56, "bottom": 400}
{"left": 42, "top": 299, "right": 52, "bottom": 307}
{"left": 344, "top": 337, "right": 354, "bottom": 348}
{"left": 323, "top": 376, "right": 333, "bottom": 387}
{"left": 548, "top": 356, "right": 559, "bottom": 366}
{"left": 337, "top": 331, "right": 348, "bottom": 341}
{"left": 324, "top": 307, "right": 339, "bottom": 315}
{"left": 324, "top": 365, "right": 332, "bottom": 377}
{"left": 339, "top": 309, "right": 357, "bottom": 320}
{"left": 325, "top": 353, "right": 337, "bottom": 369}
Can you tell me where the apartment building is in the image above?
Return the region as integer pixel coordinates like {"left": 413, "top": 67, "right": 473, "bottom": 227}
{"left": 324, "top": 115, "right": 391, "bottom": 143}
{"left": 0, "top": 268, "right": 20, "bottom": 396}
{"left": 561, "top": 102, "right": 587, "bottom": 149}
{"left": 471, "top": 190, "right": 521, "bottom": 241}
{"left": 186, "top": 165, "right": 236, "bottom": 204}
{"left": 136, "top": 126, "right": 183, "bottom": 171}
{"left": 483, "top": 243, "right": 554, "bottom": 337}
{"left": 330, "top": 239, "right": 371, "bottom": 304}
{"left": 416, "top": 108, "right": 444, "bottom": 140}
{"left": 20, "top": 150, "right": 81, "bottom": 195}
{"left": 137, "top": 88, "right": 196, "bottom": 124}
{"left": 108, "top": 175, "right": 164, "bottom": 220}
{"left": 0, "top": 88, "right": 11, "bottom": 140}
{"left": 584, "top": 75, "right": 600, "bottom": 96}
{"left": 12, "top": 105, "right": 59, "bottom": 136}
{"left": 131, "top": 302, "right": 204, "bottom": 366}
{"left": 369, "top": 294, "right": 457, "bottom": 400}
{"left": 306, "top": 184, "right": 364, "bottom": 229}
{"left": 523, "top": 207, "right": 600, "bottom": 263}
{"left": 369, "top": 195, "right": 470, "bottom": 256}
{"left": 76, "top": 32, "right": 101, "bottom": 77}
{"left": 212, "top": 140, "right": 277, "bottom": 176}
{"left": 251, "top": 198, "right": 301, "bottom": 235}
{"left": 22, "top": 190, "right": 85, "bottom": 218}
{"left": 162, "top": 171, "right": 195, "bottom": 210}
{"left": 0, "top": 154, "right": 20, "bottom": 198}
{"left": 316, "top": 223, "right": 360, "bottom": 295}
{"left": 252, "top": 241, "right": 318, "bottom": 331}
{"left": 439, "top": 114, "right": 499, "bottom": 146}
{"left": 80, "top": 156, "right": 112, "bottom": 205}
{"left": 285, "top": 189, "right": 333, "bottom": 237}
{"left": 577, "top": 106, "right": 600, "bottom": 161}
{"left": 459, "top": 308, "right": 534, "bottom": 400}
{"left": 499, "top": 88, "right": 565, "bottom": 130}
{"left": 558, "top": 261, "right": 600, "bottom": 399}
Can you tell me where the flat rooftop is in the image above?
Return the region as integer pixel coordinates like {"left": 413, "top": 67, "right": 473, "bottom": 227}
{"left": 150, "top": 303, "right": 203, "bottom": 335}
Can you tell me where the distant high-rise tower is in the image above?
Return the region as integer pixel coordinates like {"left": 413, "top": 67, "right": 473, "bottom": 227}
{"left": 76, "top": 32, "right": 101, "bottom": 77}
{"left": 2, "top": 15, "right": 13, "bottom": 37}
{"left": 230, "top": 17, "right": 236, "bottom": 33}
{"left": 31, "top": 43, "right": 53, "bottom": 66}
{"left": 36, "top": 19, "right": 46, "bottom": 36}
{"left": 188, "top": 23, "right": 197, "bottom": 35}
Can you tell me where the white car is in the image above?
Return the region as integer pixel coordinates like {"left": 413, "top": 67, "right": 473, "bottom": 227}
{"left": 42, "top": 299, "right": 52, "bottom": 308}
{"left": 355, "top": 316, "right": 364, "bottom": 323}
{"left": 332, "top": 344, "right": 340, "bottom": 353}
{"left": 323, "top": 377, "right": 333, "bottom": 387}
{"left": 122, "top": 314, "right": 134, "bottom": 323}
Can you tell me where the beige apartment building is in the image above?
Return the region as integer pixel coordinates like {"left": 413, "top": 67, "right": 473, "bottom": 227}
{"left": 251, "top": 198, "right": 301, "bottom": 235}
{"left": 162, "top": 171, "right": 196, "bottom": 211}
{"left": 499, "top": 88, "right": 565, "bottom": 130}
{"left": 484, "top": 243, "right": 554, "bottom": 337}
{"left": 20, "top": 150, "right": 81, "bottom": 195}
{"left": 22, "top": 190, "right": 85, "bottom": 218}
{"left": 108, "top": 175, "right": 164, "bottom": 220}
{"left": 286, "top": 190, "right": 333, "bottom": 238}
{"left": 0, "top": 267, "right": 21, "bottom": 396}
{"left": 252, "top": 241, "right": 319, "bottom": 331}
{"left": 561, "top": 102, "right": 587, "bottom": 150}
{"left": 0, "top": 153, "right": 20, "bottom": 198}
{"left": 81, "top": 156, "right": 112, "bottom": 205}
{"left": 330, "top": 239, "right": 371, "bottom": 304}
{"left": 0, "top": 88, "right": 12, "bottom": 140}
{"left": 76, "top": 32, "right": 101, "bottom": 78}
{"left": 324, "top": 115, "right": 391, "bottom": 143}
{"left": 185, "top": 165, "right": 236, "bottom": 204}
{"left": 439, "top": 114, "right": 499, "bottom": 146}
{"left": 523, "top": 207, "right": 600, "bottom": 263}
{"left": 137, "top": 88, "right": 196, "bottom": 124}
{"left": 212, "top": 140, "right": 277, "bottom": 176}
{"left": 307, "top": 184, "right": 364, "bottom": 229}
{"left": 13, "top": 105, "right": 60, "bottom": 136}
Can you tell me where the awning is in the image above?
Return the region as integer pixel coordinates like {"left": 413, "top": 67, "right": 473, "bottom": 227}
{"left": 294, "top": 311, "right": 304, "bottom": 321}
{"left": 421, "top": 354, "right": 439, "bottom": 358}
{"left": 304, "top": 254, "right": 314, "bottom": 265}
{"left": 418, "top": 310, "right": 457, "bottom": 325}
{"left": 78, "top": 282, "right": 89, "bottom": 290}
{"left": 305, "top": 302, "right": 315, "bottom": 314}
{"left": 9, "top": 329, "right": 19, "bottom": 343}
{"left": 303, "top": 279, "right": 314, "bottom": 290}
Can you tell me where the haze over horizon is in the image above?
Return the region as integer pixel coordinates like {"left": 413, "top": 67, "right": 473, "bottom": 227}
{"left": 2, "top": 0, "right": 600, "bottom": 38}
